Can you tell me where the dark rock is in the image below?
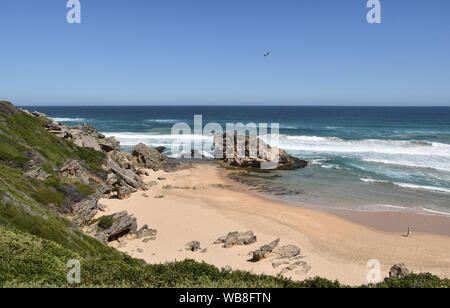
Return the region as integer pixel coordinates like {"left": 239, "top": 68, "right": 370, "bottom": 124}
{"left": 186, "top": 241, "right": 201, "bottom": 252}
{"left": 252, "top": 238, "right": 280, "bottom": 261}
{"left": 155, "top": 146, "right": 166, "bottom": 153}
{"left": 214, "top": 133, "right": 308, "bottom": 170}
{"left": 389, "top": 263, "right": 410, "bottom": 279}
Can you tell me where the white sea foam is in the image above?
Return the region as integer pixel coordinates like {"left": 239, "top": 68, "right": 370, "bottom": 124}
{"left": 145, "top": 119, "right": 183, "bottom": 123}
{"left": 393, "top": 182, "right": 450, "bottom": 194}
{"left": 53, "top": 117, "right": 87, "bottom": 122}
{"left": 421, "top": 208, "right": 450, "bottom": 217}
{"left": 274, "top": 135, "right": 450, "bottom": 172}
{"left": 360, "top": 178, "right": 390, "bottom": 183}
{"left": 103, "top": 132, "right": 213, "bottom": 147}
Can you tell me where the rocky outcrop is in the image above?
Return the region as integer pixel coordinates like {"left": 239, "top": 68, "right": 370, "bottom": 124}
{"left": 214, "top": 133, "right": 308, "bottom": 170}
{"left": 30, "top": 112, "right": 120, "bottom": 154}
{"left": 252, "top": 238, "right": 280, "bottom": 261}
{"left": 132, "top": 143, "right": 168, "bottom": 170}
{"left": 214, "top": 231, "right": 257, "bottom": 248}
{"left": 89, "top": 211, "right": 138, "bottom": 243}
{"left": 23, "top": 166, "right": 50, "bottom": 181}
{"left": 72, "top": 188, "right": 106, "bottom": 226}
{"left": 59, "top": 160, "right": 89, "bottom": 185}
{"left": 388, "top": 264, "right": 410, "bottom": 279}
{"left": 103, "top": 151, "right": 149, "bottom": 197}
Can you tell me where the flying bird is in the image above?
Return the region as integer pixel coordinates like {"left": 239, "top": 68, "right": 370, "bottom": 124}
{"left": 264, "top": 51, "right": 271, "bottom": 57}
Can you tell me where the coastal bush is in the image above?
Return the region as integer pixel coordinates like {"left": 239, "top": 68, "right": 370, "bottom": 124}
{"left": 97, "top": 216, "right": 115, "bottom": 230}
{"left": 1, "top": 226, "right": 449, "bottom": 288}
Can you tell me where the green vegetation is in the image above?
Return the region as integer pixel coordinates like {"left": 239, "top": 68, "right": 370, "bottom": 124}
{"left": 0, "top": 101, "right": 448, "bottom": 288}
{"left": 1, "top": 227, "right": 448, "bottom": 288}
{"left": 97, "top": 216, "right": 115, "bottom": 230}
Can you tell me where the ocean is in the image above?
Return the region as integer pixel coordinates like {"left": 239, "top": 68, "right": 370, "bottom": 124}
{"left": 29, "top": 106, "right": 450, "bottom": 216}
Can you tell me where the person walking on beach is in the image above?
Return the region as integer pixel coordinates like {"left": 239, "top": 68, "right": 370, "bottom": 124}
{"left": 406, "top": 227, "right": 413, "bottom": 238}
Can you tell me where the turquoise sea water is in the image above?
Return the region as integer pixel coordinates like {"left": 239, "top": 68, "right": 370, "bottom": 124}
{"left": 30, "top": 106, "right": 450, "bottom": 216}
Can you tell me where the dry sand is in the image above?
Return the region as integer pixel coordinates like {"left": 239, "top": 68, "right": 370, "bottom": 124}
{"left": 97, "top": 163, "right": 450, "bottom": 286}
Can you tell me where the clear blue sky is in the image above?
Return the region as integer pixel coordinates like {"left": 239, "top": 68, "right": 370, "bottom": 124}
{"left": 1, "top": 0, "right": 449, "bottom": 106}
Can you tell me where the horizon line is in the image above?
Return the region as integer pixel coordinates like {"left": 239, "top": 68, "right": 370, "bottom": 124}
{"left": 18, "top": 104, "right": 450, "bottom": 108}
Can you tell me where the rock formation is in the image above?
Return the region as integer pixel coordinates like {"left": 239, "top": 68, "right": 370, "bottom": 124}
{"left": 32, "top": 112, "right": 121, "bottom": 154}
{"left": 214, "top": 231, "right": 257, "bottom": 248}
{"left": 132, "top": 143, "right": 168, "bottom": 170}
{"left": 88, "top": 211, "right": 138, "bottom": 243}
{"left": 274, "top": 245, "right": 301, "bottom": 259}
{"left": 252, "top": 238, "right": 280, "bottom": 261}
{"left": 214, "top": 133, "right": 308, "bottom": 170}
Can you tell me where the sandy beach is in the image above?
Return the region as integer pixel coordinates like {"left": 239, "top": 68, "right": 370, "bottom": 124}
{"left": 97, "top": 163, "right": 450, "bottom": 286}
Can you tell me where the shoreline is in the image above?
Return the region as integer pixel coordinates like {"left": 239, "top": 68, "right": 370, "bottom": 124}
{"left": 97, "top": 162, "right": 450, "bottom": 286}
{"left": 221, "top": 169, "right": 450, "bottom": 237}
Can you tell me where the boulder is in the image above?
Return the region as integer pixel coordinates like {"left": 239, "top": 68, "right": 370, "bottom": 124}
{"left": 274, "top": 245, "right": 301, "bottom": 259}
{"left": 90, "top": 211, "right": 138, "bottom": 243}
{"left": 185, "top": 241, "right": 201, "bottom": 252}
{"left": 214, "top": 133, "right": 308, "bottom": 170}
{"left": 74, "top": 134, "right": 102, "bottom": 151}
{"left": 132, "top": 143, "right": 167, "bottom": 170}
{"left": 117, "top": 186, "right": 133, "bottom": 200}
{"left": 389, "top": 263, "right": 410, "bottom": 279}
{"left": 99, "top": 137, "right": 120, "bottom": 152}
{"left": 252, "top": 238, "right": 280, "bottom": 261}
{"left": 135, "top": 224, "right": 157, "bottom": 239}
{"left": 214, "top": 231, "right": 257, "bottom": 248}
